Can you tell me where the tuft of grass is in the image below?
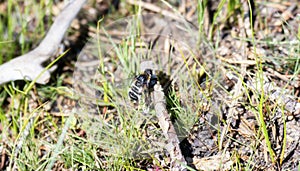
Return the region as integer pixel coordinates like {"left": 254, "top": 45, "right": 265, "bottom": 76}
{"left": 0, "top": 0, "right": 53, "bottom": 64}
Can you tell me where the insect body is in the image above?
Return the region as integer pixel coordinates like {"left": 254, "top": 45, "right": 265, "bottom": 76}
{"left": 128, "top": 69, "right": 157, "bottom": 103}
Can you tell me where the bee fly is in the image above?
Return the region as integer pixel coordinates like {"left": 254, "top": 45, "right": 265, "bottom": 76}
{"left": 128, "top": 69, "right": 158, "bottom": 103}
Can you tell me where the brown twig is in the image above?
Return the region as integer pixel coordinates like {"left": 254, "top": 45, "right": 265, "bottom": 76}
{"left": 153, "top": 84, "right": 187, "bottom": 170}
{"left": 0, "top": 0, "right": 87, "bottom": 85}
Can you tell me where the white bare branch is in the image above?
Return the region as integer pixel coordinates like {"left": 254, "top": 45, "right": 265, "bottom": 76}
{"left": 0, "top": 0, "right": 87, "bottom": 85}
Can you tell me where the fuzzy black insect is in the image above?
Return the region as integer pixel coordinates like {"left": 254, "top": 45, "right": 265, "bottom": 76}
{"left": 128, "top": 69, "right": 157, "bottom": 103}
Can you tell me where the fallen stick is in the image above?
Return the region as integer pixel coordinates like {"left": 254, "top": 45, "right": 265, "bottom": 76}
{"left": 0, "top": 0, "right": 87, "bottom": 85}
{"left": 140, "top": 60, "right": 187, "bottom": 170}
{"left": 153, "top": 83, "right": 187, "bottom": 170}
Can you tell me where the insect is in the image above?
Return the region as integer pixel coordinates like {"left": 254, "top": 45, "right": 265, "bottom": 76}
{"left": 128, "top": 69, "right": 158, "bottom": 103}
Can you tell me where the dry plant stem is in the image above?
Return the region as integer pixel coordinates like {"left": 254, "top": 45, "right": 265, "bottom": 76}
{"left": 153, "top": 84, "right": 187, "bottom": 170}
{"left": 0, "top": 145, "right": 6, "bottom": 169}
{"left": 0, "top": 0, "right": 87, "bottom": 85}
{"left": 265, "top": 67, "right": 290, "bottom": 82}
{"left": 127, "top": 0, "right": 183, "bottom": 21}
{"left": 216, "top": 55, "right": 257, "bottom": 65}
